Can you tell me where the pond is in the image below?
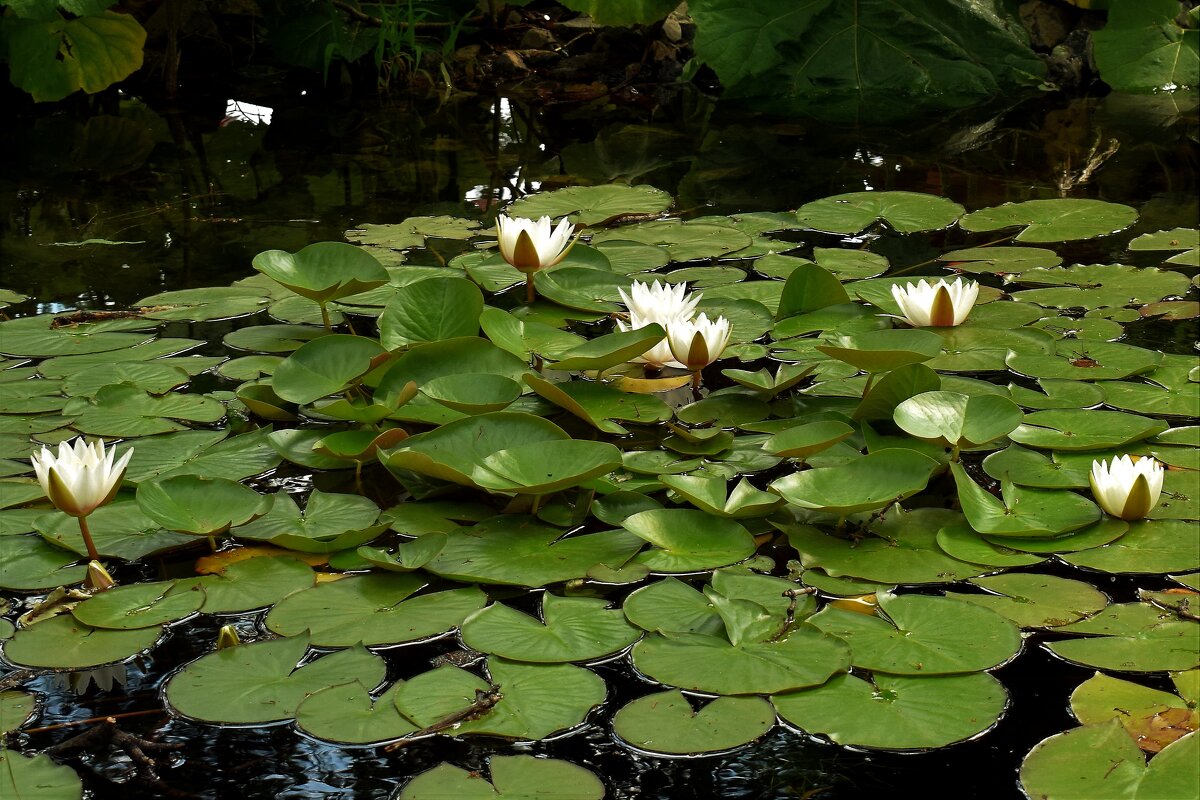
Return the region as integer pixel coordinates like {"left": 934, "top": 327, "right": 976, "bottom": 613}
{"left": 0, "top": 85, "right": 1198, "bottom": 800}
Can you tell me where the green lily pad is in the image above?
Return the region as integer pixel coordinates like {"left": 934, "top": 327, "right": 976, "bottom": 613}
{"left": 630, "top": 625, "right": 850, "bottom": 695}
{"left": 64, "top": 383, "right": 225, "bottom": 436}
{"left": 1046, "top": 602, "right": 1199, "bottom": 673}
{"left": 1071, "top": 671, "right": 1199, "bottom": 748}
{"left": 926, "top": 325, "right": 1056, "bottom": 372}
{"left": 623, "top": 509, "right": 757, "bottom": 573}
{"left": 770, "top": 449, "right": 939, "bottom": 515}
{"left": 165, "top": 635, "right": 385, "bottom": 725}
{"left": 982, "top": 445, "right": 1090, "bottom": 489}
{"left": 0, "top": 316, "right": 152, "bottom": 358}
{"left": 947, "top": 573, "right": 1110, "bottom": 629}
{"left": 453, "top": 658, "right": 607, "bottom": 739}
{"left": 34, "top": 501, "right": 195, "bottom": 561}
{"left": 762, "top": 421, "right": 855, "bottom": 459}
{"left": 376, "top": 337, "right": 530, "bottom": 403}
{"left": 137, "top": 475, "right": 270, "bottom": 536}
{"left": 1020, "top": 720, "right": 1197, "bottom": 800}
{"left": 622, "top": 571, "right": 812, "bottom": 637}
{"left": 777, "top": 508, "right": 988, "bottom": 584}
{"left": 473, "top": 440, "right": 622, "bottom": 496}
{"left": 60, "top": 362, "right": 190, "bottom": 398}
{"left": 196, "top": 555, "right": 316, "bottom": 614}
{"left": 533, "top": 267, "right": 630, "bottom": 313}
{"left": 252, "top": 242, "right": 389, "bottom": 304}
{"left": 506, "top": 184, "right": 672, "bottom": 226}
{"left": 294, "top": 681, "right": 416, "bottom": 745}
{"left": 424, "top": 516, "right": 644, "bottom": 587}
{"left": 71, "top": 580, "right": 205, "bottom": 629}
{"left": 223, "top": 324, "right": 330, "bottom": 354}
{"left": 1009, "top": 378, "right": 1107, "bottom": 410}
{"left": 934, "top": 519, "right": 1048, "bottom": 568}
{"left": 894, "top": 390, "right": 1022, "bottom": 448}
{"left": 982, "top": 518, "right": 1130, "bottom": 554}
{"left": 232, "top": 490, "right": 383, "bottom": 553}
{"left": 3, "top": 615, "right": 162, "bottom": 670}
{"left": 379, "top": 276, "right": 484, "bottom": 349}
{"left": 0, "top": 535, "right": 87, "bottom": 591}
{"left": 852, "top": 363, "right": 941, "bottom": 422}
{"left": 659, "top": 475, "right": 783, "bottom": 518}
{"left": 808, "top": 593, "right": 1022, "bottom": 674}
{"left": 264, "top": 573, "right": 486, "bottom": 647}
{"left": 612, "top": 691, "right": 776, "bottom": 756}
{"left": 952, "top": 462, "right": 1101, "bottom": 537}
{"left": 773, "top": 672, "right": 1008, "bottom": 750}
{"left": 795, "top": 191, "right": 964, "bottom": 234}
{"left": 346, "top": 215, "right": 481, "bottom": 252}
{"left": 1061, "top": 520, "right": 1200, "bottom": 574}
{"left": 1007, "top": 340, "right": 1162, "bottom": 381}
{"left": 938, "top": 246, "right": 1062, "bottom": 274}
{"left": 0, "top": 749, "right": 83, "bottom": 800}
{"left": 817, "top": 329, "right": 944, "bottom": 373}
{"left": 384, "top": 412, "right": 568, "bottom": 489}
{"left": 1010, "top": 409, "right": 1167, "bottom": 451}
{"left": 271, "top": 335, "right": 386, "bottom": 405}
{"left": 421, "top": 374, "right": 521, "bottom": 414}
{"left": 123, "top": 427, "right": 281, "bottom": 484}
{"left": 959, "top": 199, "right": 1137, "bottom": 242}
{"left": 460, "top": 593, "right": 640, "bottom": 663}
{"left": 589, "top": 220, "right": 752, "bottom": 262}
{"left": 1011, "top": 264, "right": 1191, "bottom": 311}
{"left": 399, "top": 755, "right": 605, "bottom": 800}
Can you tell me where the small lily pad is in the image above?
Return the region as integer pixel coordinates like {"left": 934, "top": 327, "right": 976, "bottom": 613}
{"left": 460, "top": 593, "right": 640, "bottom": 663}
{"left": 947, "top": 574, "right": 1110, "bottom": 629}
{"left": 399, "top": 756, "right": 605, "bottom": 800}
{"left": 612, "top": 691, "right": 775, "bottom": 756}
{"left": 3, "top": 615, "right": 163, "bottom": 670}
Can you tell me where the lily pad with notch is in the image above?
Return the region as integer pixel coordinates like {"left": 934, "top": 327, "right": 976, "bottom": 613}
{"left": 164, "top": 635, "right": 385, "bottom": 725}
{"left": 3, "top": 615, "right": 163, "bottom": 670}
{"left": 460, "top": 593, "right": 640, "bottom": 663}
{"left": 137, "top": 475, "right": 272, "bottom": 536}
{"left": 71, "top": 579, "right": 205, "bottom": 630}
{"left": 952, "top": 462, "right": 1101, "bottom": 538}
{"left": 947, "top": 573, "right": 1110, "bottom": 629}
{"left": 958, "top": 198, "right": 1137, "bottom": 242}
{"left": 232, "top": 489, "right": 385, "bottom": 553}
{"left": 808, "top": 592, "right": 1022, "bottom": 674}
{"left": 612, "top": 690, "right": 776, "bottom": 756}
{"left": 271, "top": 335, "right": 387, "bottom": 405}
{"left": 794, "top": 191, "right": 964, "bottom": 234}
{"left": 398, "top": 755, "right": 605, "bottom": 800}
{"left": 622, "top": 509, "right": 757, "bottom": 573}
{"left": 1009, "top": 409, "right": 1167, "bottom": 451}
{"left": 770, "top": 449, "right": 940, "bottom": 515}
{"left": 264, "top": 572, "right": 486, "bottom": 648}
{"left": 1046, "top": 602, "right": 1199, "bottom": 673}
{"left": 773, "top": 671, "right": 1008, "bottom": 750}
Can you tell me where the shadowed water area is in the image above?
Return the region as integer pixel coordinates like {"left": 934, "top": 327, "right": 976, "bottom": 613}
{"left": 1, "top": 85, "right": 1197, "bottom": 800}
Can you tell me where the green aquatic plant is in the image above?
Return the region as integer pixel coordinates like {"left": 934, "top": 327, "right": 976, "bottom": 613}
{"left": 0, "top": 185, "right": 1196, "bottom": 798}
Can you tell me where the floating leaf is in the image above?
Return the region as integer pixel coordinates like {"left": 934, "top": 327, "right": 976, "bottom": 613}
{"left": 379, "top": 277, "right": 484, "bottom": 349}
{"left": 1061, "top": 520, "right": 1200, "bottom": 575}
{"left": 1010, "top": 409, "right": 1167, "bottom": 452}
{"left": 622, "top": 509, "right": 757, "bottom": 573}
{"left": 613, "top": 691, "right": 775, "bottom": 756}
{"left": 0, "top": 749, "right": 83, "bottom": 800}
{"left": 506, "top": 184, "right": 672, "bottom": 226}
{"left": 265, "top": 573, "right": 486, "bottom": 647}
{"left": 3, "top": 615, "right": 162, "bottom": 670}
{"left": 893, "top": 390, "right": 1022, "bottom": 448}
{"left": 137, "top": 476, "right": 270, "bottom": 535}
{"left": 771, "top": 449, "right": 939, "bottom": 515}
{"left": 808, "top": 593, "right": 1021, "bottom": 674}
{"left": 252, "top": 242, "right": 388, "bottom": 305}
{"left": 271, "top": 335, "right": 386, "bottom": 405}
{"left": 460, "top": 593, "right": 640, "bottom": 663}
{"left": 399, "top": 756, "right": 604, "bottom": 800}
{"left": 233, "top": 490, "right": 383, "bottom": 553}
{"left": 959, "top": 199, "right": 1137, "bottom": 242}
{"left": 165, "top": 635, "right": 385, "bottom": 725}
{"left": 794, "top": 192, "right": 964, "bottom": 234}
{"left": 948, "top": 573, "right": 1110, "bottom": 629}
{"left": 817, "top": 329, "right": 943, "bottom": 373}
{"left": 424, "top": 516, "right": 644, "bottom": 588}
{"left": 952, "top": 462, "right": 1101, "bottom": 537}
{"left": 71, "top": 580, "right": 204, "bottom": 630}
{"left": 773, "top": 672, "right": 1008, "bottom": 750}
{"left": 1047, "top": 602, "right": 1199, "bottom": 673}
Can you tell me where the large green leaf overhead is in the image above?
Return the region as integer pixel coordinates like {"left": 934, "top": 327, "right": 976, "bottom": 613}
{"left": 690, "top": 0, "right": 1043, "bottom": 110}
{"left": 6, "top": 11, "right": 146, "bottom": 102}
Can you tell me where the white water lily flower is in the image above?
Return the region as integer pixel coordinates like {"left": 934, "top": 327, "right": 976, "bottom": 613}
{"left": 495, "top": 214, "right": 575, "bottom": 274}
{"left": 31, "top": 437, "right": 132, "bottom": 518}
{"left": 891, "top": 277, "right": 979, "bottom": 327}
{"left": 617, "top": 312, "right": 685, "bottom": 368}
{"left": 618, "top": 280, "right": 701, "bottom": 326}
{"left": 667, "top": 313, "right": 733, "bottom": 372}
{"left": 1089, "top": 455, "right": 1164, "bottom": 521}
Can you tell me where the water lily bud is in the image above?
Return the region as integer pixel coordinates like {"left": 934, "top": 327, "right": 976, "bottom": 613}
{"left": 891, "top": 277, "right": 979, "bottom": 327}
{"left": 617, "top": 312, "right": 684, "bottom": 368}
{"left": 496, "top": 214, "right": 575, "bottom": 274}
{"left": 1089, "top": 455, "right": 1164, "bottom": 521}
{"left": 667, "top": 313, "right": 733, "bottom": 371}
{"left": 30, "top": 437, "right": 133, "bottom": 518}
{"left": 216, "top": 624, "right": 242, "bottom": 650}
{"left": 85, "top": 561, "right": 115, "bottom": 592}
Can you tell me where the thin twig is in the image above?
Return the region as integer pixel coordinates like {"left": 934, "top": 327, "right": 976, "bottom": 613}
{"left": 383, "top": 687, "right": 502, "bottom": 750}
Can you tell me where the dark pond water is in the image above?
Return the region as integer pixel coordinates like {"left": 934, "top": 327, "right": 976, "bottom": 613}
{"left": 2, "top": 84, "right": 1198, "bottom": 799}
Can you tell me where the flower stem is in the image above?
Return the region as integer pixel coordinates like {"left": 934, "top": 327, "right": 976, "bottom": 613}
{"left": 861, "top": 372, "right": 876, "bottom": 397}
{"left": 525, "top": 274, "right": 536, "bottom": 304}
{"left": 77, "top": 515, "right": 100, "bottom": 561}
{"left": 320, "top": 303, "right": 332, "bottom": 331}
